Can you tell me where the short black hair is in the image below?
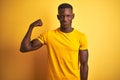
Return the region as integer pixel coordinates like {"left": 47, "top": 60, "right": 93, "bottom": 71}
{"left": 58, "top": 3, "right": 73, "bottom": 11}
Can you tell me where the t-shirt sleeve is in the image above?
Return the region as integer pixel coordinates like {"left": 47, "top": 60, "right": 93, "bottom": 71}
{"left": 37, "top": 32, "right": 48, "bottom": 45}
{"left": 79, "top": 34, "right": 88, "bottom": 50}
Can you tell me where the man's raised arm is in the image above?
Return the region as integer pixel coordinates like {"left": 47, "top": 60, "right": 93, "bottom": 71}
{"left": 20, "top": 19, "right": 43, "bottom": 52}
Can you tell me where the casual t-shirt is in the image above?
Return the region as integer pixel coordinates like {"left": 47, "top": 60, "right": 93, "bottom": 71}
{"left": 37, "top": 28, "right": 88, "bottom": 80}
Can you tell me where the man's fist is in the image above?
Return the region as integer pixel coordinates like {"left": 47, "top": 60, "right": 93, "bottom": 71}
{"left": 30, "top": 19, "right": 43, "bottom": 28}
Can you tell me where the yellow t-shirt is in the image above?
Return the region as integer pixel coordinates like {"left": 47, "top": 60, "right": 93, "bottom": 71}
{"left": 37, "top": 28, "right": 88, "bottom": 80}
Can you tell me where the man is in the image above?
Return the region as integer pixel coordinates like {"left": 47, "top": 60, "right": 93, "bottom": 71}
{"left": 20, "top": 3, "right": 88, "bottom": 80}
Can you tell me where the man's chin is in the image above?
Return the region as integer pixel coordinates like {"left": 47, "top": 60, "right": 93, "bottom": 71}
{"left": 61, "top": 25, "right": 70, "bottom": 29}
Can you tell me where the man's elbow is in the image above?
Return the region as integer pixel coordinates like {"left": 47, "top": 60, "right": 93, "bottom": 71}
{"left": 20, "top": 46, "right": 30, "bottom": 53}
{"left": 20, "top": 48, "right": 26, "bottom": 53}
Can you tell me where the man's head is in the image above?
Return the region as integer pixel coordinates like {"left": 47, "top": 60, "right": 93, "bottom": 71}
{"left": 57, "top": 3, "right": 74, "bottom": 29}
{"left": 58, "top": 3, "right": 73, "bottom": 13}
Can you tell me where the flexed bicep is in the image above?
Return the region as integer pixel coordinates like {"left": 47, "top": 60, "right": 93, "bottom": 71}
{"left": 31, "top": 39, "right": 43, "bottom": 50}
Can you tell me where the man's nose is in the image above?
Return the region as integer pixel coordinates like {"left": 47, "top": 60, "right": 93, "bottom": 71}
{"left": 63, "top": 16, "right": 67, "bottom": 21}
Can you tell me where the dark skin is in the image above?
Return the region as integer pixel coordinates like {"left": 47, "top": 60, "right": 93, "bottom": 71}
{"left": 20, "top": 8, "right": 88, "bottom": 80}
{"left": 57, "top": 8, "right": 74, "bottom": 33}
{"left": 20, "top": 19, "right": 43, "bottom": 52}
{"left": 79, "top": 50, "right": 88, "bottom": 80}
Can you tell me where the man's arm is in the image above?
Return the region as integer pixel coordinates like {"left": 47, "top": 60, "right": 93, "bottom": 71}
{"left": 20, "top": 19, "right": 43, "bottom": 52}
{"left": 79, "top": 50, "right": 89, "bottom": 80}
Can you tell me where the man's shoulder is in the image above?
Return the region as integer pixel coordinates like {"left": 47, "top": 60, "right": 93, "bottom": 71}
{"left": 74, "top": 29, "right": 85, "bottom": 36}
{"left": 43, "top": 28, "right": 59, "bottom": 35}
{"left": 47, "top": 28, "right": 58, "bottom": 33}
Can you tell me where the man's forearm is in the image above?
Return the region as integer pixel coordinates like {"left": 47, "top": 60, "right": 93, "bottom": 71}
{"left": 80, "top": 64, "right": 88, "bottom": 80}
{"left": 20, "top": 25, "right": 34, "bottom": 52}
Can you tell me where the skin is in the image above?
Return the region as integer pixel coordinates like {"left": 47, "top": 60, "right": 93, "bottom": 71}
{"left": 20, "top": 19, "right": 43, "bottom": 52}
{"left": 20, "top": 8, "right": 88, "bottom": 80}
{"left": 79, "top": 50, "right": 88, "bottom": 80}
{"left": 57, "top": 8, "right": 74, "bottom": 33}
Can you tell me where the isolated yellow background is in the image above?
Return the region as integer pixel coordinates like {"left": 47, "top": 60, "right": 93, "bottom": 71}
{"left": 0, "top": 0, "right": 120, "bottom": 80}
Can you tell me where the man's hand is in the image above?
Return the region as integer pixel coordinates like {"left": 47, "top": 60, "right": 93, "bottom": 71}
{"left": 30, "top": 19, "right": 43, "bottom": 28}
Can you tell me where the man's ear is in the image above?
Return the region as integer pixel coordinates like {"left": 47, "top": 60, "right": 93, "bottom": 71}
{"left": 72, "top": 13, "right": 75, "bottom": 19}
{"left": 57, "top": 15, "right": 60, "bottom": 20}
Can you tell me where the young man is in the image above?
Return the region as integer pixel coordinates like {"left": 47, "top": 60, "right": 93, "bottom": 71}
{"left": 20, "top": 3, "right": 88, "bottom": 80}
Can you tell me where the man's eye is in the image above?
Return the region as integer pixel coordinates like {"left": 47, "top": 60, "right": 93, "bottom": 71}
{"left": 66, "top": 15, "right": 70, "bottom": 17}
{"left": 60, "top": 15, "right": 64, "bottom": 18}
{"left": 59, "top": 15, "right": 71, "bottom": 18}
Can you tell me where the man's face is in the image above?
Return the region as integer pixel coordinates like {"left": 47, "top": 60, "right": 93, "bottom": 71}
{"left": 57, "top": 8, "right": 74, "bottom": 28}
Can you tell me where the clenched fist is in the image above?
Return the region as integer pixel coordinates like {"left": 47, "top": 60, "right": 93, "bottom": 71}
{"left": 30, "top": 19, "right": 43, "bottom": 28}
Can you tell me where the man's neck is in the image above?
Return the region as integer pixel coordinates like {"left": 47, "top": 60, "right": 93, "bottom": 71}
{"left": 60, "top": 27, "right": 73, "bottom": 33}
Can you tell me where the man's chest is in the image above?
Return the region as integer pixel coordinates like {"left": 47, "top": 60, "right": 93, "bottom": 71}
{"left": 47, "top": 33, "right": 80, "bottom": 51}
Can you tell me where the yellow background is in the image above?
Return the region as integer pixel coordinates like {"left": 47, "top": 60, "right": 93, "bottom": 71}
{"left": 0, "top": 0, "right": 120, "bottom": 80}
